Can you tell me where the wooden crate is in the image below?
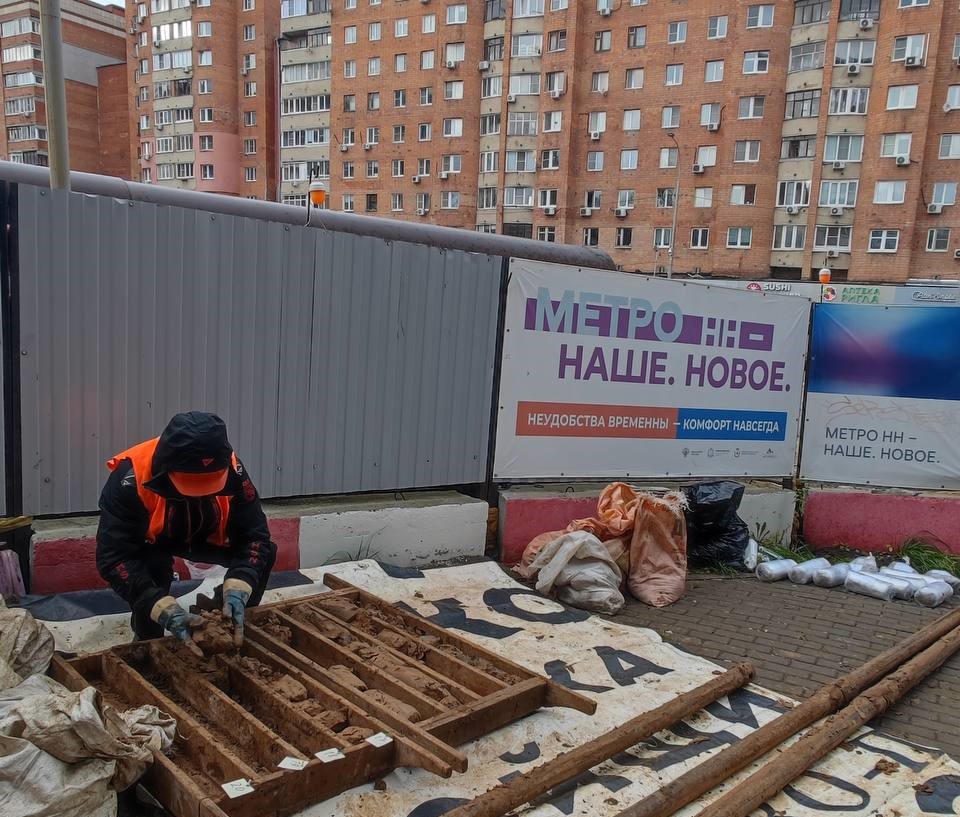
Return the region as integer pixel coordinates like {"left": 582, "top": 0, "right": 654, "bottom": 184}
{"left": 51, "top": 574, "right": 595, "bottom": 817}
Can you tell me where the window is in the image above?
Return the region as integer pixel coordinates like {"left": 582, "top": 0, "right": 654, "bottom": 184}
{"left": 660, "top": 147, "right": 678, "bottom": 168}
{"left": 342, "top": 195, "right": 355, "bottom": 213}
{"left": 654, "top": 228, "right": 673, "bottom": 248}
{"left": 421, "top": 51, "right": 435, "bottom": 70}
{"left": 588, "top": 111, "right": 606, "bottom": 134}
{"left": 478, "top": 188, "right": 498, "bottom": 208}
{"left": 705, "top": 61, "right": 724, "bottom": 83}
{"left": 243, "top": 139, "right": 256, "bottom": 155}
{"left": 620, "top": 149, "right": 639, "bottom": 170}
{"left": 419, "top": 123, "right": 432, "bottom": 141}
{"left": 539, "top": 188, "right": 559, "bottom": 207}
{"left": 243, "top": 24, "right": 255, "bottom": 41}
{"left": 342, "top": 128, "right": 356, "bottom": 147}
{"left": 421, "top": 87, "right": 433, "bottom": 105}
{"left": 282, "top": 61, "right": 331, "bottom": 83}
{"left": 743, "top": 51, "right": 769, "bottom": 74}
{"left": 739, "top": 96, "right": 765, "bottom": 119}
{"left": 880, "top": 133, "right": 912, "bottom": 158}
{"left": 835, "top": 40, "right": 875, "bottom": 66}
{"left": 442, "top": 118, "right": 463, "bottom": 137}
{"left": 661, "top": 106, "right": 679, "bottom": 128}
{"left": 819, "top": 180, "right": 858, "bottom": 207}
{"left": 537, "top": 226, "right": 556, "bottom": 243}
{"left": 282, "top": 94, "right": 329, "bottom": 114}
{"left": 198, "top": 79, "right": 212, "bottom": 94}
{"left": 868, "top": 230, "right": 900, "bottom": 252}
{"left": 440, "top": 191, "right": 461, "bottom": 209}
{"left": 4, "top": 97, "right": 36, "bottom": 117}
{"left": 664, "top": 64, "right": 683, "bottom": 86}
{"left": 444, "top": 80, "right": 464, "bottom": 100}
{"left": 591, "top": 72, "right": 609, "bottom": 93}
{"left": 626, "top": 68, "right": 645, "bottom": 89}
{"left": 628, "top": 26, "right": 646, "bottom": 48}
{"left": 774, "top": 224, "right": 806, "bottom": 250}
{"left": 584, "top": 190, "right": 602, "bottom": 209}
{"left": 690, "top": 228, "right": 709, "bottom": 249}
{"left": 479, "top": 113, "right": 500, "bottom": 135}
{"left": 594, "top": 30, "right": 612, "bottom": 52}
{"left": 618, "top": 190, "right": 636, "bottom": 209}
{"left": 795, "top": 0, "right": 831, "bottom": 25}
{"left": 1, "top": 44, "right": 42, "bottom": 62}
{"left": 546, "top": 72, "right": 565, "bottom": 94}
{"left": 547, "top": 30, "right": 565, "bottom": 52}
{"left": 395, "top": 54, "right": 407, "bottom": 72}
{"left": 0, "top": 17, "right": 39, "bottom": 37}
{"left": 839, "top": 0, "right": 880, "bottom": 21}
{"left": 485, "top": 0, "right": 505, "bottom": 20}
{"left": 199, "top": 108, "right": 213, "bottom": 123}
{"left": 365, "top": 126, "right": 379, "bottom": 145}
{"left": 392, "top": 158, "right": 405, "bottom": 177}
{"left": 694, "top": 188, "right": 713, "bottom": 208}
{"left": 700, "top": 104, "right": 721, "bottom": 126}
{"left": 947, "top": 86, "right": 960, "bottom": 111}
{"left": 509, "top": 74, "right": 541, "bottom": 95}
{"left": 504, "top": 186, "right": 534, "bottom": 207}
{"left": 363, "top": 161, "right": 378, "bottom": 180}
{"left": 899, "top": 0, "right": 929, "bottom": 6}
{"left": 243, "top": 0, "right": 254, "bottom": 7}
{"left": 727, "top": 227, "right": 753, "bottom": 248}
{"left": 422, "top": 15, "right": 436, "bottom": 33}
{"left": 734, "top": 140, "right": 760, "bottom": 162}
{"left": 697, "top": 145, "right": 718, "bottom": 166}
{"left": 940, "top": 135, "right": 960, "bottom": 160}
{"left": 829, "top": 88, "right": 869, "bottom": 115}
{"left": 747, "top": 5, "right": 774, "bottom": 27}
{"left": 282, "top": 128, "right": 329, "bottom": 147}
{"left": 824, "top": 135, "right": 864, "bottom": 162}
{"left": 887, "top": 85, "right": 918, "bottom": 110}
{"left": 668, "top": 21, "right": 686, "bottom": 44}
{"left": 586, "top": 151, "right": 604, "bottom": 171}
{"left": 343, "top": 94, "right": 356, "bottom": 111}
{"left": 927, "top": 229, "right": 951, "bottom": 252}
{"left": 777, "top": 180, "right": 810, "bottom": 207}
{"left": 393, "top": 124, "right": 406, "bottom": 143}
{"left": 396, "top": 18, "right": 409, "bottom": 36}
{"left": 480, "top": 152, "right": 500, "bottom": 174}
{"left": 583, "top": 228, "right": 600, "bottom": 248}
{"left": 543, "top": 111, "right": 562, "bottom": 132}
{"left": 344, "top": 26, "right": 357, "bottom": 44}
{"left": 623, "top": 110, "right": 641, "bottom": 131}
{"left": 892, "top": 35, "right": 926, "bottom": 63}
{"left": 784, "top": 90, "right": 821, "bottom": 119}
{"left": 481, "top": 77, "right": 502, "bottom": 103}
{"left": 708, "top": 16, "right": 727, "bottom": 39}
{"left": 157, "top": 164, "right": 174, "bottom": 181}
{"left": 197, "top": 21, "right": 212, "bottom": 36}
{"left": 513, "top": 33, "right": 543, "bottom": 57}
{"left": 141, "top": 169, "right": 152, "bottom": 184}
{"left": 790, "top": 41, "right": 825, "bottom": 72}
{"left": 514, "top": 0, "right": 545, "bottom": 17}
{"left": 932, "top": 183, "right": 957, "bottom": 206}
{"left": 417, "top": 158, "right": 431, "bottom": 175}
{"left": 200, "top": 164, "right": 215, "bottom": 180}
{"left": 730, "top": 184, "right": 757, "bottom": 205}
{"left": 447, "top": 4, "right": 467, "bottom": 23}
{"left": 175, "top": 162, "right": 194, "bottom": 180}
{"left": 616, "top": 228, "right": 634, "bottom": 248}
{"left": 656, "top": 188, "right": 676, "bottom": 208}
{"left": 368, "top": 58, "right": 381, "bottom": 76}
{"left": 342, "top": 161, "right": 355, "bottom": 180}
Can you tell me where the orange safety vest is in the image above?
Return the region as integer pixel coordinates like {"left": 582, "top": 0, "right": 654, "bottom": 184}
{"left": 107, "top": 438, "right": 236, "bottom": 546}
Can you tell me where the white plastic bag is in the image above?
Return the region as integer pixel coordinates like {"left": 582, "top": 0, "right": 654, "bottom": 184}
{"left": 743, "top": 538, "right": 760, "bottom": 571}
{"left": 849, "top": 554, "right": 879, "bottom": 574}
{"left": 788, "top": 557, "right": 832, "bottom": 585}
{"left": 915, "top": 581, "right": 955, "bottom": 608}
{"left": 877, "top": 574, "right": 914, "bottom": 600}
{"left": 886, "top": 560, "right": 917, "bottom": 575}
{"left": 529, "top": 531, "right": 625, "bottom": 614}
{"left": 756, "top": 558, "right": 796, "bottom": 582}
{"left": 845, "top": 571, "right": 896, "bottom": 601}
{"left": 925, "top": 569, "right": 960, "bottom": 588}
{"left": 878, "top": 569, "right": 936, "bottom": 595}
{"left": 813, "top": 564, "right": 850, "bottom": 588}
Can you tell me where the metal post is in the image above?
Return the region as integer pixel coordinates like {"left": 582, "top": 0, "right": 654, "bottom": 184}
{"left": 39, "top": 0, "right": 70, "bottom": 191}
{"left": 667, "top": 132, "right": 680, "bottom": 279}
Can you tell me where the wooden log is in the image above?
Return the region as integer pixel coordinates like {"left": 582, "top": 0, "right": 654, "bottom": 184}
{"left": 442, "top": 663, "right": 754, "bottom": 817}
{"left": 693, "top": 625, "right": 960, "bottom": 817}
{"left": 616, "top": 604, "right": 960, "bottom": 817}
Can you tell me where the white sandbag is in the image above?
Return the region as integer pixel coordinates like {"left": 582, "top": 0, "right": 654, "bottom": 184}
{"left": 886, "top": 560, "right": 917, "bottom": 574}
{"left": 812, "top": 564, "right": 850, "bottom": 588}
{"left": 915, "top": 581, "right": 955, "bottom": 608}
{"left": 0, "top": 608, "right": 54, "bottom": 690}
{"left": 845, "top": 571, "right": 896, "bottom": 601}
{"left": 849, "top": 554, "right": 879, "bottom": 574}
{"left": 878, "top": 569, "right": 940, "bottom": 595}
{"left": 530, "top": 531, "right": 625, "bottom": 614}
{"left": 788, "top": 557, "right": 832, "bottom": 585}
{"left": 924, "top": 569, "right": 960, "bottom": 589}
{"left": 756, "top": 558, "right": 796, "bottom": 582}
{"left": 743, "top": 538, "right": 760, "bottom": 571}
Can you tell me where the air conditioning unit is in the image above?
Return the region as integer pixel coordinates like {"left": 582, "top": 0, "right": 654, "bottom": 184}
{"left": 551, "top": 89, "right": 564, "bottom": 99}
{"left": 589, "top": 131, "right": 601, "bottom": 141}
{"left": 832, "top": 161, "right": 846, "bottom": 171}
{"left": 478, "top": 60, "right": 490, "bottom": 71}
{"left": 416, "top": 208, "right": 429, "bottom": 215}
{"left": 361, "top": 143, "right": 372, "bottom": 150}
{"left": 154, "top": 39, "right": 161, "bottom": 47}
{"left": 895, "top": 155, "right": 910, "bottom": 166}
{"left": 827, "top": 249, "right": 839, "bottom": 258}
{"left": 905, "top": 55, "right": 920, "bottom": 68}
{"left": 954, "top": 249, "right": 960, "bottom": 259}
{"left": 506, "top": 94, "right": 516, "bottom": 103}
{"left": 706, "top": 123, "right": 720, "bottom": 132}
{"left": 859, "top": 17, "right": 874, "bottom": 30}
{"left": 830, "top": 206, "right": 844, "bottom": 216}
{"left": 599, "top": 7, "right": 612, "bottom": 16}
{"left": 240, "top": 67, "right": 249, "bottom": 76}
{"left": 692, "top": 163, "right": 705, "bottom": 174}
{"left": 615, "top": 207, "right": 628, "bottom": 218}
{"left": 412, "top": 175, "right": 421, "bottom": 184}
{"left": 579, "top": 207, "right": 592, "bottom": 216}
{"left": 847, "top": 64, "right": 861, "bottom": 76}
{"left": 156, "top": 123, "right": 164, "bottom": 131}
{"left": 292, "top": 181, "right": 301, "bottom": 188}
{"left": 544, "top": 206, "right": 556, "bottom": 216}
{"left": 786, "top": 205, "right": 799, "bottom": 215}
{"left": 339, "top": 144, "right": 348, "bottom": 152}
{"left": 438, "top": 171, "right": 448, "bottom": 180}
{"left": 928, "top": 203, "right": 944, "bottom": 214}
{"left": 445, "top": 60, "right": 457, "bottom": 69}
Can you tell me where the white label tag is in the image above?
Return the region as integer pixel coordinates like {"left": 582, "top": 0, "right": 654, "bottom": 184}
{"left": 366, "top": 732, "right": 392, "bottom": 748}
{"left": 221, "top": 779, "right": 255, "bottom": 799}
{"left": 315, "top": 747, "right": 346, "bottom": 763}
{"left": 278, "top": 756, "right": 309, "bottom": 771}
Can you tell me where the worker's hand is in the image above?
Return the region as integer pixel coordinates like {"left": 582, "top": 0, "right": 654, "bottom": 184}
{"left": 222, "top": 579, "right": 253, "bottom": 647}
{"left": 152, "top": 596, "right": 206, "bottom": 657}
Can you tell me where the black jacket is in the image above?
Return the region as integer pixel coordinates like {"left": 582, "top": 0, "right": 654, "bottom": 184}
{"left": 95, "top": 413, "right": 277, "bottom": 619}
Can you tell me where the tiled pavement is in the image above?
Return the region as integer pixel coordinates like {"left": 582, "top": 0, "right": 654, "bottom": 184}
{"left": 615, "top": 573, "right": 960, "bottom": 759}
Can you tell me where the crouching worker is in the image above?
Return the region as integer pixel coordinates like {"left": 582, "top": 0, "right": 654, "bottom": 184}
{"left": 96, "top": 411, "right": 276, "bottom": 654}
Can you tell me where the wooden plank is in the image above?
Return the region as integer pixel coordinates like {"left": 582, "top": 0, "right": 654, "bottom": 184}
{"left": 102, "top": 652, "right": 257, "bottom": 785}
{"left": 272, "top": 608, "right": 447, "bottom": 717}
{"left": 245, "top": 622, "right": 465, "bottom": 776}
{"left": 146, "top": 644, "right": 306, "bottom": 771}
{"left": 142, "top": 751, "right": 211, "bottom": 817}
{"left": 419, "top": 677, "right": 547, "bottom": 747}
{"left": 50, "top": 654, "right": 93, "bottom": 692}
{"left": 323, "top": 574, "right": 597, "bottom": 715}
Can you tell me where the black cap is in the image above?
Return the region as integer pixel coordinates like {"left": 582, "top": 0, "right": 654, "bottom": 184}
{"left": 154, "top": 411, "right": 232, "bottom": 474}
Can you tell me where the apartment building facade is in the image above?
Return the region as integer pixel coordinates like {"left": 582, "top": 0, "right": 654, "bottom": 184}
{"left": 0, "top": 0, "right": 128, "bottom": 177}
{"left": 128, "top": 0, "right": 279, "bottom": 198}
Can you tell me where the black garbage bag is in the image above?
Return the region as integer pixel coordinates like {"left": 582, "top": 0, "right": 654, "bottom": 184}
{"left": 683, "top": 481, "right": 751, "bottom": 570}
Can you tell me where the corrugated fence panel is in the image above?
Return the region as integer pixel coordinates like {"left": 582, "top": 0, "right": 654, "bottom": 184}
{"left": 17, "top": 186, "right": 501, "bottom": 514}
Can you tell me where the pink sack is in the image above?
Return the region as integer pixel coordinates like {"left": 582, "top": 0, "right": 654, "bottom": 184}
{"left": 515, "top": 530, "right": 566, "bottom": 579}
{"left": 627, "top": 492, "right": 687, "bottom": 607}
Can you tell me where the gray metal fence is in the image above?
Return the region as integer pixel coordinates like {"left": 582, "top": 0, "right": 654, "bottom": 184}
{"left": 17, "top": 186, "right": 503, "bottom": 514}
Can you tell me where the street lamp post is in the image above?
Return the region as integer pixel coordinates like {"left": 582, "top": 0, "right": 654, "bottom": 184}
{"left": 667, "top": 132, "right": 680, "bottom": 279}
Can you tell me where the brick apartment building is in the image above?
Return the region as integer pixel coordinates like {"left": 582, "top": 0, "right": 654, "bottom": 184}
{"left": 125, "top": 0, "right": 960, "bottom": 282}
{"left": 0, "top": 0, "right": 128, "bottom": 177}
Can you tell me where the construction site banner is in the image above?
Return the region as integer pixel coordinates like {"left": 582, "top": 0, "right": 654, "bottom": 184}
{"left": 494, "top": 259, "right": 811, "bottom": 480}
{"left": 801, "top": 304, "right": 960, "bottom": 489}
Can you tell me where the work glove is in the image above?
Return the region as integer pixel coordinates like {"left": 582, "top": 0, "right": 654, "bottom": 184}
{"left": 222, "top": 578, "right": 253, "bottom": 647}
{"left": 152, "top": 596, "right": 206, "bottom": 657}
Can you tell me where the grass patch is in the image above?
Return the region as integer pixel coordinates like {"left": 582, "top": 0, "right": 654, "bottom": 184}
{"left": 762, "top": 540, "right": 816, "bottom": 562}
{"left": 899, "top": 539, "right": 960, "bottom": 577}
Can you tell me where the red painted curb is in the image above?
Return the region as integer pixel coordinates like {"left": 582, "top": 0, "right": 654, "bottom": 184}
{"left": 500, "top": 496, "right": 597, "bottom": 565}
